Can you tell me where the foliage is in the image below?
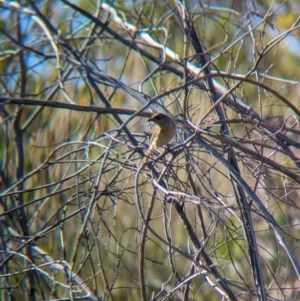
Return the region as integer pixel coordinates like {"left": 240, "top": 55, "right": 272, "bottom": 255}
{"left": 1, "top": 1, "right": 300, "bottom": 300}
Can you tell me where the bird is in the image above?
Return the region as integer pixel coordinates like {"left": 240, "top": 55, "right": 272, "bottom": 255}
{"left": 143, "top": 112, "right": 176, "bottom": 162}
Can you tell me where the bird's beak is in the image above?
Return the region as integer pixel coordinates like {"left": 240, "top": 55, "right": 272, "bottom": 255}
{"left": 147, "top": 117, "right": 153, "bottom": 122}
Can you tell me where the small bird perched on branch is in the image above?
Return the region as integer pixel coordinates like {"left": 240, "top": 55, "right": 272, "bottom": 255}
{"left": 144, "top": 112, "right": 176, "bottom": 162}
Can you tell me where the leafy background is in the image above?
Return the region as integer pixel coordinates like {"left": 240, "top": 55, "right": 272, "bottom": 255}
{"left": 1, "top": 1, "right": 300, "bottom": 300}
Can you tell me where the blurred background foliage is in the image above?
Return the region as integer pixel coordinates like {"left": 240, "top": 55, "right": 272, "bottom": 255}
{"left": 1, "top": 0, "right": 300, "bottom": 300}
